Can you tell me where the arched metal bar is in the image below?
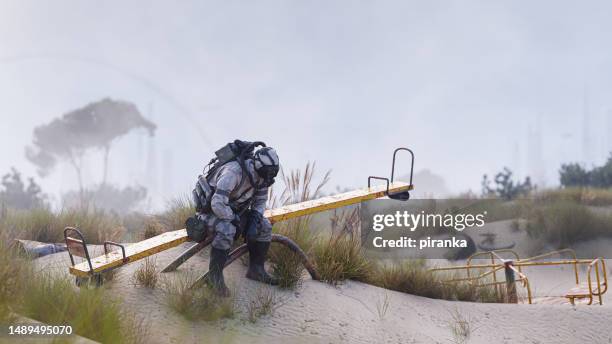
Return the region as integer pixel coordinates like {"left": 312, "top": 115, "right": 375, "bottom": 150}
{"left": 64, "top": 227, "right": 94, "bottom": 274}
{"left": 390, "top": 147, "right": 415, "bottom": 185}
{"left": 367, "top": 176, "right": 390, "bottom": 195}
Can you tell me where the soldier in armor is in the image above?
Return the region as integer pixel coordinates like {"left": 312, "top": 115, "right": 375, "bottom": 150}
{"left": 199, "top": 146, "right": 280, "bottom": 296}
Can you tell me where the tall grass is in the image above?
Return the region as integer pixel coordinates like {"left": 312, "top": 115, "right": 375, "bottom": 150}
{"left": 0, "top": 235, "right": 148, "bottom": 343}
{"left": 157, "top": 196, "right": 196, "bottom": 231}
{"left": 536, "top": 187, "right": 612, "bottom": 206}
{"left": 313, "top": 232, "right": 371, "bottom": 285}
{"left": 0, "top": 235, "right": 30, "bottom": 321}
{"left": 141, "top": 217, "right": 164, "bottom": 240}
{"left": 270, "top": 220, "right": 315, "bottom": 289}
{"left": 161, "top": 272, "right": 234, "bottom": 321}
{"left": 268, "top": 162, "right": 330, "bottom": 289}
{"left": 19, "top": 274, "right": 147, "bottom": 343}
{"left": 523, "top": 200, "right": 612, "bottom": 247}
{"left": 274, "top": 162, "right": 331, "bottom": 207}
{"left": 132, "top": 257, "right": 158, "bottom": 288}
{"left": 367, "top": 260, "right": 501, "bottom": 303}
{"left": 0, "top": 206, "right": 124, "bottom": 244}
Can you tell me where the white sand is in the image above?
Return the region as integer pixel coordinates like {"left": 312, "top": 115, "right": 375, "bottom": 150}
{"left": 34, "top": 242, "right": 611, "bottom": 344}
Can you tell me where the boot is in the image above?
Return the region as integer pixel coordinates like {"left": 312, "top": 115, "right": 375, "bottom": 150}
{"left": 246, "top": 241, "right": 279, "bottom": 285}
{"left": 206, "top": 247, "right": 230, "bottom": 297}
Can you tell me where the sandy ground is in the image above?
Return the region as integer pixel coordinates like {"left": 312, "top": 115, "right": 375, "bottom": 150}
{"left": 34, "top": 239, "right": 611, "bottom": 344}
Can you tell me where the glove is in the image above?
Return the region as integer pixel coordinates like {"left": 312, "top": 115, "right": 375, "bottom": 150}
{"left": 185, "top": 215, "right": 207, "bottom": 242}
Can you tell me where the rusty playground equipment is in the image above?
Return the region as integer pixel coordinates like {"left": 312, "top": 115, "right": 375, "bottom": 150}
{"left": 429, "top": 248, "right": 608, "bottom": 305}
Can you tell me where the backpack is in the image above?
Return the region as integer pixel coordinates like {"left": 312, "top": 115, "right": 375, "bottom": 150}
{"left": 192, "top": 140, "right": 266, "bottom": 214}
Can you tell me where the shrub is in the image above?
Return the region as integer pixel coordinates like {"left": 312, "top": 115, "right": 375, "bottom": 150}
{"left": 481, "top": 167, "right": 533, "bottom": 200}
{"left": 0, "top": 168, "right": 47, "bottom": 209}
{"left": 560, "top": 154, "right": 612, "bottom": 188}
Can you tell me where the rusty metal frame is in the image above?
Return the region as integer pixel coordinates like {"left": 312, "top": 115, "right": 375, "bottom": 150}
{"left": 64, "top": 227, "right": 94, "bottom": 274}
{"left": 429, "top": 249, "right": 608, "bottom": 305}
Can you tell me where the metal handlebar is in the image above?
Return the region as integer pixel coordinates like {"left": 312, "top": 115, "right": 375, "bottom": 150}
{"left": 391, "top": 147, "right": 415, "bottom": 185}
{"left": 104, "top": 241, "right": 128, "bottom": 263}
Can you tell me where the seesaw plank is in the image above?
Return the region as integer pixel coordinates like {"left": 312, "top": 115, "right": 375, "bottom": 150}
{"left": 69, "top": 182, "right": 412, "bottom": 277}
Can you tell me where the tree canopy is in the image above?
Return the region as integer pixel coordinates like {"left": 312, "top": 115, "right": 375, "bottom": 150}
{"left": 25, "top": 98, "right": 156, "bottom": 190}
{"left": 560, "top": 154, "right": 612, "bottom": 188}
{"left": 0, "top": 168, "right": 46, "bottom": 209}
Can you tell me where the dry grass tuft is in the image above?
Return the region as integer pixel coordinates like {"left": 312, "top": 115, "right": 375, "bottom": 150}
{"left": 246, "top": 286, "right": 286, "bottom": 323}
{"left": 142, "top": 217, "right": 164, "bottom": 239}
{"left": 21, "top": 274, "right": 148, "bottom": 343}
{"left": 161, "top": 272, "right": 234, "bottom": 321}
{"left": 274, "top": 162, "right": 331, "bottom": 207}
{"left": 536, "top": 187, "right": 612, "bottom": 206}
{"left": 268, "top": 162, "right": 330, "bottom": 289}
{"left": 0, "top": 233, "right": 148, "bottom": 343}
{"left": 448, "top": 308, "right": 477, "bottom": 344}
{"left": 367, "top": 260, "right": 501, "bottom": 303}
{"left": 270, "top": 220, "right": 314, "bottom": 289}
{"left": 0, "top": 206, "right": 124, "bottom": 244}
{"left": 0, "top": 236, "right": 30, "bottom": 321}
{"left": 313, "top": 232, "right": 371, "bottom": 285}
{"left": 132, "top": 257, "right": 158, "bottom": 288}
{"left": 375, "top": 291, "right": 391, "bottom": 320}
{"left": 523, "top": 200, "right": 612, "bottom": 247}
{"left": 157, "top": 196, "right": 196, "bottom": 231}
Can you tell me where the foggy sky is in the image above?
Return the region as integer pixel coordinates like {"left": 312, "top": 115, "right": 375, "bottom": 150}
{"left": 2, "top": 1, "right": 612, "bottom": 209}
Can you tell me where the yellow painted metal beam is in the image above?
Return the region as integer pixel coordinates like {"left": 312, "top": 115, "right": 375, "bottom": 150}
{"left": 69, "top": 182, "right": 413, "bottom": 277}
{"left": 69, "top": 229, "right": 189, "bottom": 277}
{"left": 265, "top": 182, "right": 412, "bottom": 224}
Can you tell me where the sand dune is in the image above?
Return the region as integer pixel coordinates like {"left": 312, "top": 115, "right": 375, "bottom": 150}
{"left": 34, "top": 242, "right": 611, "bottom": 344}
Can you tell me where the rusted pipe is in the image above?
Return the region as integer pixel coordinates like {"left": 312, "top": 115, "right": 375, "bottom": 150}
{"left": 191, "top": 233, "right": 319, "bottom": 289}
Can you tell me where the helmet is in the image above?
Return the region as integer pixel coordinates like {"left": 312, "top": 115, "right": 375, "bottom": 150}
{"left": 253, "top": 147, "right": 279, "bottom": 186}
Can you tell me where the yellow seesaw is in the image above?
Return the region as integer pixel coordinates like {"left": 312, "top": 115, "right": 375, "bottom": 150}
{"left": 65, "top": 148, "right": 415, "bottom": 286}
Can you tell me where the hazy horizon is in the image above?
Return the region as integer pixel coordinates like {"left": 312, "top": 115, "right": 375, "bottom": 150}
{"left": 2, "top": 1, "right": 612, "bottom": 210}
